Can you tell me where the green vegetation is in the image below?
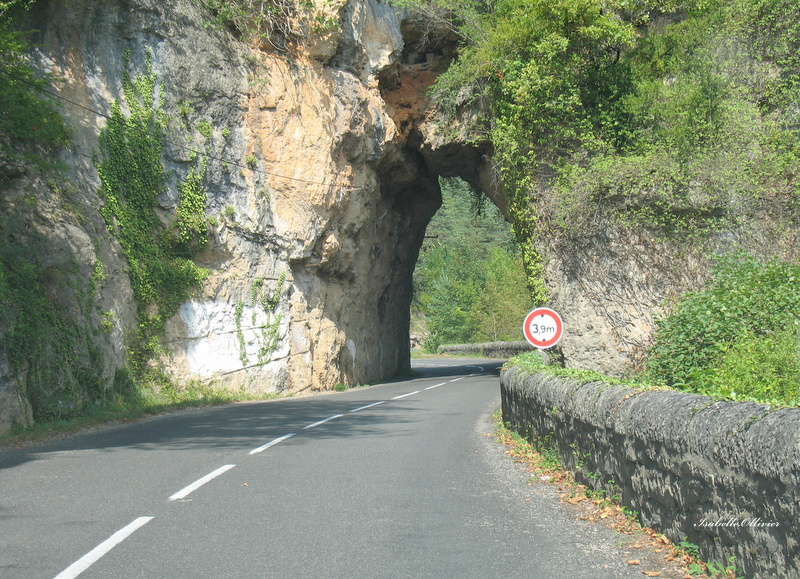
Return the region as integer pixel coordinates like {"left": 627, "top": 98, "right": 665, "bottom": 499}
{"left": 197, "top": 120, "right": 213, "bottom": 140}
{"left": 0, "top": 1, "right": 108, "bottom": 422}
{"left": 200, "top": 0, "right": 339, "bottom": 51}
{"left": 495, "top": 411, "right": 562, "bottom": 472}
{"left": 95, "top": 49, "right": 209, "bottom": 375}
{"left": 411, "top": 0, "right": 800, "bottom": 291}
{"left": 234, "top": 273, "right": 285, "bottom": 367}
{"left": 679, "top": 541, "right": 743, "bottom": 579}
{"left": 508, "top": 350, "right": 655, "bottom": 393}
{"left": 176, "top": 155, "right": 211, "bottom": 248}
{"left": 0, "top": 0, "right": 69, "bottom": 166}
{"left": 413, "top": 179, "right": 532, "bottom": 351}
{"left": 0, "top": 234, "right": 111, "bottom": 420}
{"left": 407, "top": 0, "right": 800, "bottom": 405}
{"left": 645, "top": 253, "right": 800, "bottom": 406}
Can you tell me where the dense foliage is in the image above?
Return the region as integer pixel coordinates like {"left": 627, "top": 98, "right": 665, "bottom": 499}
{"left": 645, "top": 254, "right": 799, "bottom": 405}
{"left": 427, "top": 0, "right": 800, "bottom": 262}
{"left": 412, "top": 0, "right": 800, "bottom": 403}
{"left": 413, "top": 179, "right": 532, "bottom": 350}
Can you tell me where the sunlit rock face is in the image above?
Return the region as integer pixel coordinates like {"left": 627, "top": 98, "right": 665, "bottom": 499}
{"left": 6, "top": 0, "right": 768, "bottom": 435}
{"left": 0, "top": 0, "right": 499, "bottom": 431}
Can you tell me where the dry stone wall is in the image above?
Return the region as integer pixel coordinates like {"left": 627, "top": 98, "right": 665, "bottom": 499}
{"left": 501, "top": 366, "right": 800, "bottom": 579}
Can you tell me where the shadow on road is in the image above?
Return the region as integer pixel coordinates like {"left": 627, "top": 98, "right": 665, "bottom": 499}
{"left": 0, "top": 359, "right": 505, "bottom": 471}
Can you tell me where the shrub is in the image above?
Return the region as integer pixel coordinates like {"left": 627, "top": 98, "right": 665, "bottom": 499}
{"left": 645, "top": 252, "right": 800, "bottom": 403}
{"left": 705, "top": 328, "right": 799, "bottom": 405}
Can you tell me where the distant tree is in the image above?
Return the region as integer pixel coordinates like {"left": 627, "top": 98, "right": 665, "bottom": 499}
{"left": 470, "top": 247, "right": 531, "bottom": 342}
{"left": 414, "top": 179, "right": 530, "bottom": 350}
{"left": 415, "top": 239, "right": 482, "bottom": 349}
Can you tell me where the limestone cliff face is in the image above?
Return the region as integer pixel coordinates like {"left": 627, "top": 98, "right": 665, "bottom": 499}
{"left": 7, "top": 0, "right": 714, "bottom": 434}
{"left": 542, "top": 226, "right": 714, "bottom": 376}
{"left": 2, "top": 0, "right": 495, "bottom": 432}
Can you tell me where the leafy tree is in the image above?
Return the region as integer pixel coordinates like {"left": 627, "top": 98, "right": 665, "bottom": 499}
{"left": 470, "top": 246, "right": 531, "bottom": 342}
{"left": 413, "top": 179, "right": 531, "bottom": 349}
{"left": 416, "top": 239, "right": 482, "bottom": 349}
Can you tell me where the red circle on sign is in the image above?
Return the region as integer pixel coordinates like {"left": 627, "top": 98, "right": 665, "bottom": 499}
{"left": 523, "top": 307, "right": 563, "bottom": 349}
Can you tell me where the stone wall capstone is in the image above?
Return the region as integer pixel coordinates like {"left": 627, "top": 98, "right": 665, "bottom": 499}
{"left": 436, "top": 341, "right": 538, "bottom": 359}
{"left": 500, "top": 366, "right": 800, "bottom": 579}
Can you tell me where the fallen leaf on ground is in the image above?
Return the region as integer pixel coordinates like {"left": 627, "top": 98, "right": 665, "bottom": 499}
{"left": 627, "top": 560, "right": 641, "bottom": 565}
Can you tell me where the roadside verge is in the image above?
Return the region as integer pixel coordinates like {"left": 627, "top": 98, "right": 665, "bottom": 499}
{"left": 500, "top": 366, "right": 799, "bottom": 579}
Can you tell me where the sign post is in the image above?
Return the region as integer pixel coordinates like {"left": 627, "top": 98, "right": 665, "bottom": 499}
{"left": 522, "top": 307, "right": 563, "bottom": 349}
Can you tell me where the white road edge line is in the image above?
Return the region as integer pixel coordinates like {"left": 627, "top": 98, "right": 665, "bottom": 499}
{"left": 53, "top": 516, "right": 154, "bottom": 579}
{"left": 304, "top": 414, "right": 343, "bottom": 429}
{"left": 391, "top": 390, "right": 420, "bottom": 400}
{"left": 349, "top": 401, "right": 386, "bottom": 413}
{"left": 424, "top": 382, "right": 447, "bottom": 390}
{"left": 449, "top": 377, "right": 465, "bottom": 383}
{"left": 169, "top": 464, "right": 236, "bottom": 501}
{"left": 249, "top": 433, "right": 296, "bottom": 455}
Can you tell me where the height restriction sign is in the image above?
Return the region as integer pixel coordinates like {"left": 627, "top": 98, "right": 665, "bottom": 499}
{"left": 522, "top": 307, "right": 563, "bottom": 349}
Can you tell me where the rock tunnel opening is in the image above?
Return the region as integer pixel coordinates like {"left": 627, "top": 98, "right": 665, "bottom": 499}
{"left": 363, "top": 12, "right": 515, "bottom": 373}
{"left": 371, "top": 127, "right": 512, "bottom": 370}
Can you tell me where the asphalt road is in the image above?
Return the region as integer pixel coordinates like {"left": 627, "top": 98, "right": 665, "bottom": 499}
{"left": 1, "top": 358, "right": 672, "bottom": 578}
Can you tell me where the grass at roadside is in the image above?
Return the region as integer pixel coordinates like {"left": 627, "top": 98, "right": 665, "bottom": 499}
{"left": 494, "top": 411, "right": 742, "bottom": 579}
{"left": 506, "top": 351, "right": 658, "bottom": 389}
{"left": 0, "top": 381, "right": 285, "bottom": 448}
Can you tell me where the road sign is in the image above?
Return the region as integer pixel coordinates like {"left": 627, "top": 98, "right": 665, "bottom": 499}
{"left": 522, "top": 307, "right": 563, "bottom": 349}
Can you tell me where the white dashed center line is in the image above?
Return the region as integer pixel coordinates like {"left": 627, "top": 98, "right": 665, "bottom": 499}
{"left": 349, "top": 401, "right": 386, "bottom": 413}
{"left": 391, "top": 390, "right": 420, "bottom": 400}
{"left": 52, "top": 366, "right": 488, "bottom": 578}
{"left": 169, "top": 464, "right": 236, "bottom": 501}
{"left": 249, "top": 433, "right": 296, "bottom": 455}
{"left": 424, "top": 382, "right": 447, "bottom": 390}
{"left": 54, "top": 516, "right": 154, "bottom": 579}
{"left": 304, "top": 414, "right": 343, "bottom": 429}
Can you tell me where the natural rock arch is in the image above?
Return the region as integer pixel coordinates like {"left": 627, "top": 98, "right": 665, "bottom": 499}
{"left": 1, "top": 0, "right": 505, "bottom": 414}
